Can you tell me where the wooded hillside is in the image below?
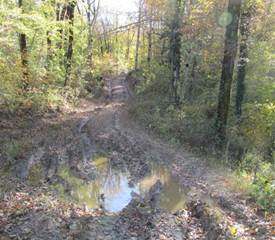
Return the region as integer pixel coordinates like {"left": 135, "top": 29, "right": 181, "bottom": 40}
{"left": 0, "top": 0, "right": 274, "bottom": 235}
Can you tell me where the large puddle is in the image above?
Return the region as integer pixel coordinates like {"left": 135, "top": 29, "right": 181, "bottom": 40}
{"left": 54, "top": 157, "right": 186, "bottom": 213}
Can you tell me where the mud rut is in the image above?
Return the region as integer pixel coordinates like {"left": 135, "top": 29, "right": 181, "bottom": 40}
{"left": 0, "top": 75, "right": 272, "bottom": 240}
{"left": 73, "top": 74, "right": 271, "bottom": 240}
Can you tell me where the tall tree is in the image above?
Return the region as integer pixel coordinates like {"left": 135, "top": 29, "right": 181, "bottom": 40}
{"left": 147, "top": 2, "right": 153, "bottom": 67}
{"left": 46, "top": 30, "right": 52, "bottom": 70}
{"left": 183, "top": 49, "right": 197, "bottom": 102}
{"left": 216, "top": 0, "right": 242, "bottom": 144}
{"left": 56, "top": 3, "right": 67, "bottom": 50}
{"left": 64, "top": 1, "right": 76, "bottom": 86}
{"left": 86, "top": 0, "right": 100, "bottom": 67}
{"left": 169, "top": 0, "right": 183, "bottom": 105}
{"left": 134, "top": 0, "right": 143, "bottom": 70}
{"left": 43, "top": 0, "right": 55, "bottom": 71}
{"left": 235, "top": 4, "right": 255, "bottom": 120}
{"left": 18, "top": 0, "right": 29, "bottom": 90}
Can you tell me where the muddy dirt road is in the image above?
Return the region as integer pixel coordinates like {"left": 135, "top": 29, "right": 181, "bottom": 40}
{"left": 0, "top": 75, "right": 273, "bottom": 239}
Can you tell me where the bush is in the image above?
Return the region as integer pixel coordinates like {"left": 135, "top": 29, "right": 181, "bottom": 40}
{"left": 250, "top": 162, "right": 275, "bottom": 213}
{"left": 135, "top": 63, "right": 171, "bottom": 96}
{"left": 5, "top": 141, "right": 21, "bottom": 164}
{"left": 241, "top": 101, "right": 275, "bottom": 154}
{"left": 130, "top": 94, "right": 217, "bottom": 149}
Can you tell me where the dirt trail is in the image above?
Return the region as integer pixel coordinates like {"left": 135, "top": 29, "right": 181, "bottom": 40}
{"left": 97, "top": 74, "right": 272, "bottom": 239}
{"left": 0, "top": 75, "right": 273, "bottom": 239}
{"left": 75, "top": 74, "right": 272, "bottom": 239}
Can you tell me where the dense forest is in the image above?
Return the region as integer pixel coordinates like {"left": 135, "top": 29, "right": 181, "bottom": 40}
{"left": 0, "top": 0, "right": 274, "bottom": 239}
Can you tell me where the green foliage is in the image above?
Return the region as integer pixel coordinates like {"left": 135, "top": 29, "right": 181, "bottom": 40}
{"left": 129, "top": 0, "right": 274, "bottom": 213}
{"left": 0, "top": 0, "right": 273, "bottom": 208}
{"left": 28, "top": 162, "right": 44, "bottom": 185}
{"left": 0, "top": 0, "right": 106, "bottom": 113}
{"left": 5, "top": 141, "right": 21, "bottom": 164}
{"left": 241, "top": 102, "right": 275, "bottom": 152}
{"left": 136, "top": 63, "right": 170, "bottom": 95}
{"left": 250, "top": 163, "right": 275, "bottom": 213}
{"left": 215, "top": 154, "right": 274, "bottom": 213}
{"left": 131, "top": 94, "right": 217, "bottom": 147}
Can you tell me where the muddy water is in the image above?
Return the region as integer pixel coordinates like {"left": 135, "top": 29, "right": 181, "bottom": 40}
{"left": 54, "top": 157, "right": 186, "bottom": 213}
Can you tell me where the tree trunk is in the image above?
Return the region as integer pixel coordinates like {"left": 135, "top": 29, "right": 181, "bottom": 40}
{"left": 216, "top": 0, "right": 242, "bottom": 145}
{"left": 147, "top": 4, "right": 153, "bottom": 67}
{"left": 87, "top": 0, "right": 93, "bottom": 67}
{"left": 64, "top": 1, "right": 76, "bottom": 86}
{"left": 126, "top": 28, "right": 130, "bottom": 59}
{"left": 135, "top": 0, "right": 142, "bottom": 70}
{"left": 18, "top": 0, "right": 29, "bottom": 90}
{"left": 183, "top": 50, "right": 197, "bottom": 102}
{"left": 235, "top": 6, "right": 254, "bottom": 120}
{"left": 56, "top": 3, "right": 66, "bottom": 42}
{"left": 160, "top": 38, "right": 166, "bottom": 64}
{"left": 42, "top": 0, "right": 54, "bottom": 71}
{"left": 86, "top": 0, "right": 99, "bottom": 67}
{"left": 46, "top": 31, "right": 52, "bottom": 71}
{"left": 169, "top": 0, "right": 182, "bottom": 105}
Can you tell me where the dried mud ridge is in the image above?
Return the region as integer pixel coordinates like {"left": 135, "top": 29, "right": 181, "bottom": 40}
{"left": 0, "top": 74, "right": 273, "bottom": 239}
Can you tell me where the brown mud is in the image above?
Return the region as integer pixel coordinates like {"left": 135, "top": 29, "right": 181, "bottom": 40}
{"left": 0, "top": 74, "right": 273, "bottom": 239}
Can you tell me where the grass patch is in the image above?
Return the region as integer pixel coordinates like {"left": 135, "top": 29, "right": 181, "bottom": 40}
{"left": 227, "top": 171, "right": 254, "bottom": 196}
{"left": 129, "top": 95, "right": 216, "bottom": 150}
{"left": 5, "top": 141, "right": 21, "bottom": 163}
{"left": 216, "top": 163, "right": 275, "bottom": 214}
{"left": 28, "top": 162, "right": 44, "bottom": 186}
{"left": 130, "top": 90, "right": 274, "bottom": 213}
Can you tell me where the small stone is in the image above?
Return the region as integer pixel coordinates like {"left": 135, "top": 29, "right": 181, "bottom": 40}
{"left": 104, "top": 236, "right": 112, "bottom": 240}
{"left": 174, "top": 231, "right": 183, "bottom": 240}
{"left": 23, "top": 227, "right": 32, "bottom": 234}
{"left": 69, "top": 222, "right": 80, "bottom": 231}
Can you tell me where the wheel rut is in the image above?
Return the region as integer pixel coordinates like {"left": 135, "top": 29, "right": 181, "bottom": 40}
{"left": 1, "top": 75, "right": 271, "bottom": 240}
{"left": 94, "top": 75, "right": 272, "bottom": 239}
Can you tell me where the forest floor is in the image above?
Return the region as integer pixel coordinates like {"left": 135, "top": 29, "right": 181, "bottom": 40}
{"left": 0, "top": 74, "right": 273, "bottom": 240}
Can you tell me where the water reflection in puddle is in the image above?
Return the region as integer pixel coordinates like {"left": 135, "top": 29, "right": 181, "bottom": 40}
{"left": 54, "top": 157, "right": 186, "bottom": 213}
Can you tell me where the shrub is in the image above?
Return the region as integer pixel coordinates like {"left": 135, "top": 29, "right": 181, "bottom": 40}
{"left": 250, "top": 162, "right": 275, "bottom": 213}
{"left": 241, "top": 101, "right": 275, "bottom": 154}
{"left": 5, "top": 141, "right": 21, "bottom": 164}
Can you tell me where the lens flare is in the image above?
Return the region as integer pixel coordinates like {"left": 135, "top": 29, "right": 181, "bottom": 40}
{"left": 219, "top": 12, "right": 233, "bottom": 27}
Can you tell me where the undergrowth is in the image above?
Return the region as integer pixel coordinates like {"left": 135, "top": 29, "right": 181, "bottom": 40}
{"left": 129, "top": 65, "right": 275, "bottom": 214}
